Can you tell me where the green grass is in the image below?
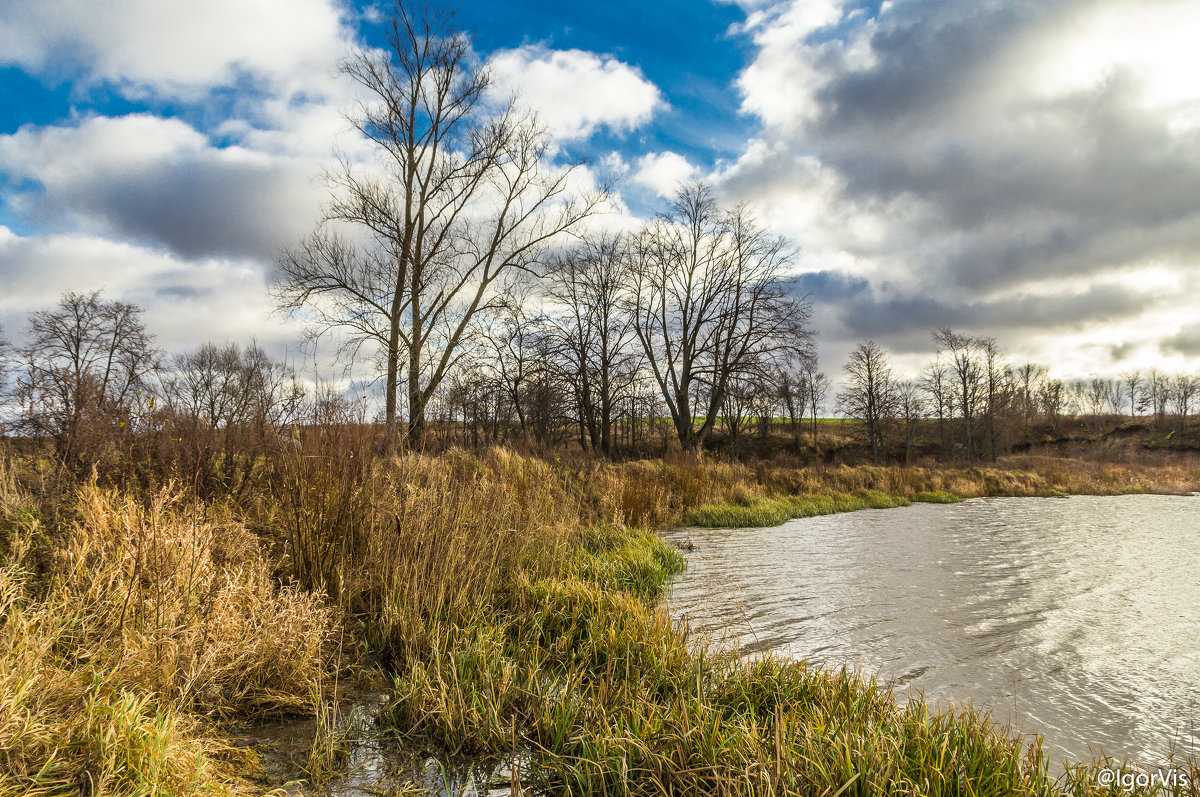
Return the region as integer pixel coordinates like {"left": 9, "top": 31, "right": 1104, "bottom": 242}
{"left": 912, "top": 490, "right": 963, "bottom": 504}
{"left": 681, "top": 489, "right": 913, "bottom": 528}
{"left": 381, "top": 522, "right": 1060, "bottom": 796}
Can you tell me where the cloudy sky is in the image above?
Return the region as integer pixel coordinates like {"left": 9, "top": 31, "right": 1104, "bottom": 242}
{"left": 2, "top": 0, "right": 1199, "bottom": 382}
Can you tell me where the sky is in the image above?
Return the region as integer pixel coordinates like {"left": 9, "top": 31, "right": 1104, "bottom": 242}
{"left": 1, "top": 0, "right": 1199, "bottom": 385}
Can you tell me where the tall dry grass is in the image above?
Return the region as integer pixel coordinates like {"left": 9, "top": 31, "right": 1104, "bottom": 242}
{"left": 265, "top": 435, "right": 587, "bottom": 668}
{"left": 0, "top": 466, "right": 341, "bottom": 795}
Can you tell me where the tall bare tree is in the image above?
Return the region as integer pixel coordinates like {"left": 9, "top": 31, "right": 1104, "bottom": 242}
{"left": 804, "top": 365, "right": 831, "bottom": 450}
{"left": 275, "top": 0, "right": 604, "bottom": 450}
{"left": 838, "top": 340, "right": 897, "bottom": 465}
{"left": 778, "top": 362, "right": 809, "bottom": 450}
{"left": 1038, "top": 377, "right": 1066, "bottom": 434}
{"left": 896, "top": 380, "right": 924, "bottom": 465}
{"left": 1171, "top": 375, "right": 1197, "bottom": 431}
{"left": 629, "top": 184, "right": 812, "bottom": 453}
{"left": 544, "top": 234, "right": 641, "bottom": 457}
{"left": 1013, "top": 363, "right": 1047, "bottom": 438}
{"left": 1142, "top": 370, "right": 1171, "bottom": 424}
{"left": 479, "top": 285, "right": 544, "bottom": 437}
{"left": 922, "top": 356, "right": 952, "bottom": 459}
{"left": 1121, "top": 370, "right": 1143, "bottom": 419}
{"left": 978, "top": 337, "right": 1011, "bottom": 462}
{"left": 933, "top": 328, "right": 984, "bottom": 460}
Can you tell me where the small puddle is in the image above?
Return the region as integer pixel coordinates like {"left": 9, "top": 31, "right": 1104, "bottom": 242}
{"left": 235, "top": 694, "right": 521, "bottom": 796}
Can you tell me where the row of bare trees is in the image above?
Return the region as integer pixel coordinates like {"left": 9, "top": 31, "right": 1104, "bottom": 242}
{"left": 373, "top": 183, "right": 816, "bottom": 457}
{"left": 5, "top": 291, "right": 1197, "bottom": 471}
{"left": 838, "top": 331, "right": 1200, "bottom": 463}
{"left": 0, "top": 291, "right": 308, "bottom": 487}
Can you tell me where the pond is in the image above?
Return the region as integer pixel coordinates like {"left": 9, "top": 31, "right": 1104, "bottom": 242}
{"left": 663, "top": 495, "right": 1200, "bottom": 768}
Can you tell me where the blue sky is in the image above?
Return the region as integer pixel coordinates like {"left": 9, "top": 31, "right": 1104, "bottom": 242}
{"left": 2, "top": 0, "right": 1200, "bottom": 381}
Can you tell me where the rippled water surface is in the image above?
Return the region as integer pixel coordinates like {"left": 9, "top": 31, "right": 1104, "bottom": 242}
{"left": 664, "top": 495, "right": 1200, "bottom": 767}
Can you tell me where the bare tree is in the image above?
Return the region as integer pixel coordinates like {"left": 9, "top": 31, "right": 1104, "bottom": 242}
{"left": 479, "top": 286, "right": 544, "bottom": 436}
{"left": 896, "top": 380, "right": 924, "bottom": 465}
{"left": 629, "top": 184, "right": 813, "bottom": 453}
{"left": 1013, "top": 363, "right": 1047, "bottom": 439}
{"left": 838, "top": 340, "right": 896, "bottom": 464}
{"left": 778, "top": 362, "right": 809, "bottom": 450}
{"left": 922, "top": 356, "right": 953, "bottom": 459}
{"left": 1077, "top": 377, "right": 1110, "bottom": 432}
{"left": 721, "top": 372, "right": 756, "bottom": 458}
{"left": 544, "top": 234, "right": 641, "bottom": 457}
{"left": 978, "top": 337, "right": 1010, "bottom": 462}
{"left": 1038, "top": 378, "right": 1066, "bottom": 434}
{"left": 1121, "top": 370, "right": 1143, "bottom": 419}
{"left": 1141, "top": 371, "right": 1171, "bottom": 424}
{"left": 1171, "top": 375, "right": 1197, "bottom": 431}
{"left": 275, "top": 1, "right": 604, "bottom": 451}
{"left": 1106, "top": 379, "right": 1126, "bottom": 416}
{"left": 804, "top": 365, "right": 831, "bottom": 450}
{"left": 155, "top": 341, "right": 305, "bottom": 492}
{"left": 932, "top": 328, "right": 983, "bottom": 460}
{"left": 159, "top": 341, "right": 304, "bottom": 432}
{"left": 16, "top": 290, "right": 157, "bottom": 465}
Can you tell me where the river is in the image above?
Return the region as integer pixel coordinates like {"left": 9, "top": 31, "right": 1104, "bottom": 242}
{"left": 663, "top": 494, "right": 1200, "bottom": 769}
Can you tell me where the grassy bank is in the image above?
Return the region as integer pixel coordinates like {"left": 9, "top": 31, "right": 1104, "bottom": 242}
{"left": 1, "top": 447, "right": 1197, "bottom": 794}
{"left": 682, "top": 490, "right": 917, "bottom": 528}
{"left": 677, "top": 457, "right": 1194, "bottom": 528}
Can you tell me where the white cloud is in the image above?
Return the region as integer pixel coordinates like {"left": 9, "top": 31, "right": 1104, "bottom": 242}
{"left": 1011, "top": 1, "right": 1200, "bottom": 120}
{"left": 631, "top": 151, "right": 698, "bottom": 198}
{"left": 0, "top": 0, "right": 351, "bottom": 100}
{"left": 715, "top": 0, "right": 1200, "bottom": 376}
{"left": 487, "top": 46, "right": 663, "bottom": 141}
{"left": 735, "top": 0, "right": 857, "bottom": 131}
{"left": 0, "top": 227, "right": 301, "bottom": 354}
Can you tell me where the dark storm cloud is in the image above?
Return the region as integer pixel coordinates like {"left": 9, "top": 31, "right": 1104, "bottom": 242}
{"left": 1163, "top": 324, "right": 1200, "bottom": 357}
{"left": 839, "top": 282, "right": 1154, "bottom": 341}
{"left": 154, "top": 284, "right": 216, "bottom": 300}
{"left": 815, "top": 0, "right": 1044, "bottom": 133}
{"left": 26, "top": 153, "right": 320, "bottom": 262}
{"left": 730, "top": 0, "right": 1200, "bottom": 374}
{"left": 804, "top": 1, "right": 1200, "bottom": 291}
{"left": 0, "top": 114, "right": 328, "bottom": 266}
{"left": 793, "top": 269, "right": 869, "bottom": 301}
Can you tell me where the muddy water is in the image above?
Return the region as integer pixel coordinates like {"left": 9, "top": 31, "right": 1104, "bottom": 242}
{"left": 664, "top": 495, "right": 1200, "bottom": 768}
{"left": 239, "top": 695, "right": 517, "bottom": 796}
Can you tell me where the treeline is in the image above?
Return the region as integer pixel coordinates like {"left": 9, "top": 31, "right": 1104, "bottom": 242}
{"left": 0, "top": 292, "right": 315, "bottom": 491}
{"left": 0, "top": 186, "right": 820, "bottom": 475}
{"left": 3, "top": 289, "right": 1196, "bottom": 477}
{"left": 838, "top": 331, "right": 1200, "bottom": 464}
{"left": 279, "top": 183, "right": 816, "bottom": 456}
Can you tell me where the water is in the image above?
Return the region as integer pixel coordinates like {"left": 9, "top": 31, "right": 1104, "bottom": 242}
{"left": 663, "top": 495, "right": 1200, "bottom": 768}
{"left": 242, "top": 694, "right": 516, "bottom": 796}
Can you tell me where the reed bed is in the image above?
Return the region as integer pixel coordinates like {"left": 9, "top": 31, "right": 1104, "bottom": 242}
{"left": 0, "top": 468, "right": 340, "bottom": 795}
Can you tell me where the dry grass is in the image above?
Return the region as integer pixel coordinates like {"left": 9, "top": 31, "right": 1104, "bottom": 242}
{"left": 0, "top": 467, "right": 341, "bottom": 795}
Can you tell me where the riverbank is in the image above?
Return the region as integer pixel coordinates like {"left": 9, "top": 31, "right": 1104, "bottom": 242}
{"left": 1, "top": 448, "right": 1196, "bottom": 794}
{"left": 680, "top": 456, "right": 1197, "bottom": 528}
